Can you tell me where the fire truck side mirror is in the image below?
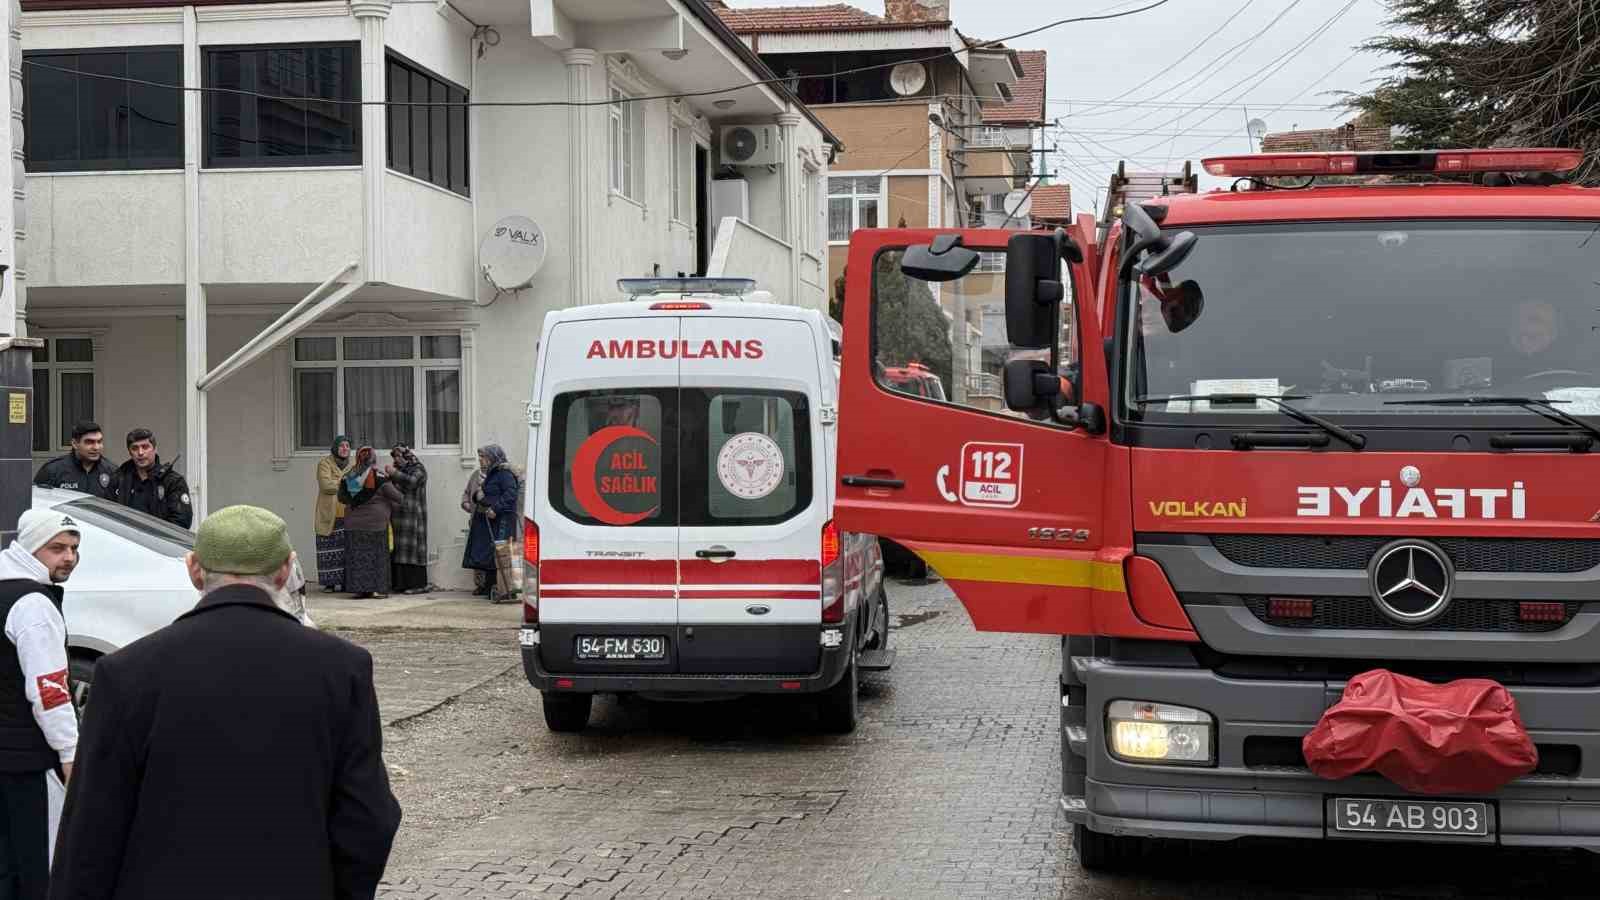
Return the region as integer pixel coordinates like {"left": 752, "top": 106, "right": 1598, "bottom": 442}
{"left": 899, "top": 234, "right": 980, "bottom": 282}
{"left": 1004, "top": 233, "right": 1062, "bottom": 349}
{"left": 1003, "top": 358, "right": 1059, "bottom": 411}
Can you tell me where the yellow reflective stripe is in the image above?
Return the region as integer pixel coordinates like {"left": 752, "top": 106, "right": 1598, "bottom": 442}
{"left": 919, "top": 551, "right": 1126, "bottom": 593}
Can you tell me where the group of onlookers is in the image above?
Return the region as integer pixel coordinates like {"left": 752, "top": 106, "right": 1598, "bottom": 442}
{"left": 314, "top": 437, "right": 523, "bottom": 601}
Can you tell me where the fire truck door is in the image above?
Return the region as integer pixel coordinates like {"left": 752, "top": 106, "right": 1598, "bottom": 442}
{"left": 835, "top": 230, "right": 1112, "bottom": 635}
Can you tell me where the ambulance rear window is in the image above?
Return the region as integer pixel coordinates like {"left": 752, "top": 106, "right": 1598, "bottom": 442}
{"left": 548, "top": 390, "right": 675, "bottom": 527}
{"left": 547, "top": 388, "right": 811, "bottom": 527}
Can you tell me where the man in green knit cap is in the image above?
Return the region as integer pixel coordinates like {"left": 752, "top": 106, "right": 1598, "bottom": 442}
{"left": 51, "top": 505, "right": 401, "bottom": 899}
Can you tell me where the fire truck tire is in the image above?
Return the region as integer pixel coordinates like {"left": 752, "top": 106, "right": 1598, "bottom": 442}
{"left": 817, "top": 661, "right": 859, "bottom": 734}
{"left": 541, "top": 692, "right": 593, "bottom": 733}
{"left": 1072, "top": 824, "right": 1142, "bottom": 871}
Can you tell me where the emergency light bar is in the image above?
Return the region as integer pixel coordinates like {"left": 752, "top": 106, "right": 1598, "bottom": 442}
{"left": 1202, "top": 148, "right": 1584, "bottom": 178}
{"left": 619, "top": 277, "right": 756, "bottom": 297}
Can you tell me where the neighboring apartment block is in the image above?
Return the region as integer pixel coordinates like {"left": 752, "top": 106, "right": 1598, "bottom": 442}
{"left": 17, "top": 0, "right": 836, "bottom": 585}
{"left": 714, "top": 0, "right": 1048, "bottom": 407}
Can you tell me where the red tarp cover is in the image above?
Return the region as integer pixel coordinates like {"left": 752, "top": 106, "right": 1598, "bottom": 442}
{"left": 1302, "top": 669, "right": 1538, "bottom": 795}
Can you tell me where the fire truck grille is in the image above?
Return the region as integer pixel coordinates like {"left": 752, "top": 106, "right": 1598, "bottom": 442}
{"left": 1212, "top": 535, "right": 1600, "bottom": 574}
{"left": 1243, "top": 596, "right": 1581, "bottom": 633}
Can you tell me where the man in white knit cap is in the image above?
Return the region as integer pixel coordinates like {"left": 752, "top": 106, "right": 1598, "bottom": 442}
{"left": 0, "top": 509, "right": 81, "bottom": 899}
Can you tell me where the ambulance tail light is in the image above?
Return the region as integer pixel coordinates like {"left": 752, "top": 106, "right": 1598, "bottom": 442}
{"left": 1203, "top": 148, "right": 1583, "bottom": 178}
{"left": 649, "top": 301, "right": 712, "bottom": 311}
{"left": 522, "top": 517, "right": 539, "bottom": 625}
{"left": 821, "top": 520, "right": 844, "bottom": 624}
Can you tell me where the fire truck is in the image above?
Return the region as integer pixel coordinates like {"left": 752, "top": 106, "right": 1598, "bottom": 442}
{"left": 834, "top": 149, "right": 1600, "bottom": 867}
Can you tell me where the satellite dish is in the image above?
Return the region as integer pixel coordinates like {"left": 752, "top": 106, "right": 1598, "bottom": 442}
{"left": 1247, "top": 118, "right": 1268, "bottom": 141}
{"left": 889, "top": 62, "right": 928, "bottom": 97}
{"left": 480, "top": 216, "right": 546, "bottom": 292}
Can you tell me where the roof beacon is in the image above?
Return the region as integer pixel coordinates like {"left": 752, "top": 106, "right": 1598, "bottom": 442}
{"left": 1202, "top": 148, "right": 1584, "bottom": 179}
{"left": 619, "top": 277, "right": 756, "bottom": 298}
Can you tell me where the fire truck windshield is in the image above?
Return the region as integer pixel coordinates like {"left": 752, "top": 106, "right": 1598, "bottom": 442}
{"left": 1126, "top": 220, "right": 1600, "bottom": 424}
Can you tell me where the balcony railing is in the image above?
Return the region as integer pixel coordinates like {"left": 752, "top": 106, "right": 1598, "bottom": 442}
{"left": 966, "top": 372, "right": 1002, "bottom": 399}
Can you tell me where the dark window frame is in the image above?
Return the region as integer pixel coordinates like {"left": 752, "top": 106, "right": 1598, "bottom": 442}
{"left": 22, "top": 45, "right": 184, "bottom": 173}
{"left": 385, "top": 51, "right": 469, "bottom": 196}
{"left": 202, "top": 41, "right": 361, "bottom": 169}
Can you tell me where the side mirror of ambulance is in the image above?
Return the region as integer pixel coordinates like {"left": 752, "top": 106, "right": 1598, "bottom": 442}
{"left": 899, "top": 234, "right": 980, "bottom": 282}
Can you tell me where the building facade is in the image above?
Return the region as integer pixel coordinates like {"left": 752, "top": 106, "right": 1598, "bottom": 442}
{"left": 18, "top": 0, "right": 836, "bottom": 586}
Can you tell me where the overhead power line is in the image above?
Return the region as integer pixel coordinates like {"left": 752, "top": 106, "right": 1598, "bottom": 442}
{"left": 19, "top": 0, "right": 1176, "bottom": 110}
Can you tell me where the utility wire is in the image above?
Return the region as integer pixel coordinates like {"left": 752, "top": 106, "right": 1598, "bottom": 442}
{"left": 18, "top": 0, "right": 1175, "bottom": 110}
{"left": 1065, "top": 0, "right": 1259, "bottom": 119}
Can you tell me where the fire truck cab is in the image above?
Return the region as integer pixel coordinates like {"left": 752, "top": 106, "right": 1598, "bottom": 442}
{"left": 834, "top": 150, "right": 1600, "bottom": 866}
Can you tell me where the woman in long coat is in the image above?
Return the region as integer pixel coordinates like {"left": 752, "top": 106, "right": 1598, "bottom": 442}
{"left": 313, "top": 435, "right": 353, "bottom": 592}
{"left": 386, "top": 444, "right": 430, "bottom": 595}
{"left": 462, "top": 444, "right": 519, "bottom": 599}
{"left": 339, "top": 447, "right": 403, "bottom": 599}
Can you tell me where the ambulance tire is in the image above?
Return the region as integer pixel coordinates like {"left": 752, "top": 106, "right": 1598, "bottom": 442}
{"left": 817, "top": 660, "right": 858, "bottom": 734}
{"left": 541, "top": 691, "right": 593, "bottom": 732}
{"left": 864, "top": 586, "right": 890, "bottom": 651}
{"left": 1072, "top": 824, "right": 1142, "bottom": 872}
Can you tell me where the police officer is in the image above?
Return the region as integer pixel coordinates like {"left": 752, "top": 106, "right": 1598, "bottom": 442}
{"left": 32, "top": 421, "right": 117, "bottom": 500}
{"left": 113, "top": 428, "right": 193, "bottom": 528}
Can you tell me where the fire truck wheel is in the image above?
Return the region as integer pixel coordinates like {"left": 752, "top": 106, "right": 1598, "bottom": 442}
{"left": 817, "top": 661, "right": 858, "bottom": 734}
{"left": 541, "top": 692, "right": 593, "bottom": 733}
{"left": 1072, "top": 824, "right": 1142, "bottom": 871}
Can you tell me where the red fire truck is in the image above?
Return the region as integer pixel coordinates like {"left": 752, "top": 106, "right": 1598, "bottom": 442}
{"left": 835, "top": 149, "right": 1600, "bottom": 867}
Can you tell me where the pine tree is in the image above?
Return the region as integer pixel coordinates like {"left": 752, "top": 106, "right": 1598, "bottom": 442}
{"left": 1348, "top": 0, "right": 1600, "bottom": 183}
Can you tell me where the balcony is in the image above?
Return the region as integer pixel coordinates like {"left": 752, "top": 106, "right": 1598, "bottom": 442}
{"left": 966, "top": 371, "right": 1002, "bottom": 399}
{"left": 955, "top": 146, "right": 1021, "bottom": 196}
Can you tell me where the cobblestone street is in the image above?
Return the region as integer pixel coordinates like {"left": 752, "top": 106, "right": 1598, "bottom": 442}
{"left": 334, "top": 581, "right": 1600, "bottom": 899}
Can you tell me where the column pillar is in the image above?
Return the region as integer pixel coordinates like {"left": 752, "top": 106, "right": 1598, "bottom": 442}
{"left": 182, "top": 6, "right": 207, "bottom": 522}
{"left": 776, "top": 111, "right": 802, "bottom": 309}
{"left": 562, "top": 49, "right": 598, "bottom": 308}
{"left": 3, "top": 0, "right": 24, "bottom": 336}
{"left": 351, "top": 0, "right": 392, "bottom": 284}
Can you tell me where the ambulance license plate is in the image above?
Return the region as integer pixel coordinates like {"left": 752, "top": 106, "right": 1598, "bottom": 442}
{"left": 1332, "top": 798, "right": 1489, "bottom": 837}
{"left": 577, "top": 636, "right": 666, "bottom": 660}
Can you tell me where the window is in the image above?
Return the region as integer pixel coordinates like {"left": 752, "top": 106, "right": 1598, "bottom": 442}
{"left": 609, "top": 86, "right": 641, "bottom": 200}
{"left": 827, "top": 176, "right": 880, "bottom": 243}
{"left": 292, "top": 333, "right": 462, "bottom": 451}
{"left": 30, "top": 337, "right": 96, "bottom": 453}
{"left": 669, "top": 122, "right": 693, "bottom": 223}
{"left": 23, "top": 47, "right": 182, "bottom": 172}
{"left": 204, "top": 43, "right": 360, "bottom": 168}
{"left": 386, "top": 55, "right": 468, "bottom": 195}
{"left": 873, "top": 247, "right": 1078, "bottom": 414}
{"left": 975, "top": 252, "right": 1005, "bottom": 274}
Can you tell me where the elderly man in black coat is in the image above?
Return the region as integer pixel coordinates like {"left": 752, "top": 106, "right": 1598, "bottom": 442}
{"left": 49, "top": 505, "right": 401, "bottom": 899}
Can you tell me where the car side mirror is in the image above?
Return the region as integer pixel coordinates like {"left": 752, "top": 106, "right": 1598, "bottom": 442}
{"left": 900, "top": 234, "right": 980, "bottom": 282}
{"left": 1004, "top": 234, "right": 1062, "bottom": 349}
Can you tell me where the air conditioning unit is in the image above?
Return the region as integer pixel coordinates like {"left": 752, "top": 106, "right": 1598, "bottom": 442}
{"left": 720, "top": 124, "right": 781, "bottom": 167}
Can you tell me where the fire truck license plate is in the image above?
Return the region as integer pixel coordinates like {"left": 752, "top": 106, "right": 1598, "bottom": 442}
{"left": 1333, "top": 798, "right": 1489, "bottom": 836}
{"left": 577, "top": 636, "right": 666, "bottom": 660}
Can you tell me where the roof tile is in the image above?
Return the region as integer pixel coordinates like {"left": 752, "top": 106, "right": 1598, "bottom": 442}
{"left": 1029, "top": 183, "right": 1072, "bottom": 222}
{"left": 715, "top": 3, "right": 935, "bottom": 33}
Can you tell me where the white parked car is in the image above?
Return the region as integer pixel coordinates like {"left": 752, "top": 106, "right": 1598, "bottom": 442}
{"left": 31, "top": 486, "right": 199, "bottom": 704}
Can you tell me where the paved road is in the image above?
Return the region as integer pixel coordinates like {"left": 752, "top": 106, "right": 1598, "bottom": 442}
{"left": 353, "top": 579, "right": 1600, "bottom": 899}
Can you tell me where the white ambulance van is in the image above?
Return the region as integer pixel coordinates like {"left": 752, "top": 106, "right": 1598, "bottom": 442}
{"left": 519, "top": 278, "right": 891, "bottom": 733}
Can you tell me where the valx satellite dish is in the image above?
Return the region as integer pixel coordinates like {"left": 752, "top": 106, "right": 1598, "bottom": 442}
{"left": 480, "top": 215, "right": 547, "bottom": 292}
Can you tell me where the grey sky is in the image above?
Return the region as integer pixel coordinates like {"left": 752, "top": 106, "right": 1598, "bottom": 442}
{"left": 734, "top": 0, "right": 1396, "bottom": 214}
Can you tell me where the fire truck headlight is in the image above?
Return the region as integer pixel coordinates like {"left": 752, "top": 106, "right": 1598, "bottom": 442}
{"left": 1107, "top": 700, "right": 1214, "bottom": 765}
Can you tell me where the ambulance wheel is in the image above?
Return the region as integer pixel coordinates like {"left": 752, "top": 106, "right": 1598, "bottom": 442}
{"left": 817, "top": 661, "right": 858, "bottom": 734}
{"left": 1072, "top": 824, "right": 1142, "bottom": 872}
{"left": 864, "top": 587, "right": 890, "bottom": 651}
{"left": 69, "top": 653, "right": 97, "bottom": 711}
{"left": 541, "top": 692, "right": 593, "bottom": 733}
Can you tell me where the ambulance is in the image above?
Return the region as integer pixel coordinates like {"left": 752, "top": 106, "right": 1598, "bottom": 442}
{"left": 519, "top": 278, "right": 891, "bottom": 733}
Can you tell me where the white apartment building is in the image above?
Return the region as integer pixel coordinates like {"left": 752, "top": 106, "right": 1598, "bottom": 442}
{"left": 16, "top": 0, "right": 836, "bottom": 586}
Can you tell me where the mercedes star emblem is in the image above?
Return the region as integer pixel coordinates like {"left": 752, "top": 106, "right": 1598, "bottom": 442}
{"left": 1400, "top": 465, "right": 1422, "bottom": 488}
{"left": 1368, "top": 540, "right": 1454, "bottom": 625}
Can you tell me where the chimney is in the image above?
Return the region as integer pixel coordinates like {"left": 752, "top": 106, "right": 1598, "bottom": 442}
{"left": 884, "top": 0, "right": 950, "bottom": 24}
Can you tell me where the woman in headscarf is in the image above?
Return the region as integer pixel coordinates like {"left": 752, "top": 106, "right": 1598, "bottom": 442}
{"left": 313, "top": 435, "right": 354, "bottom": 592}
{"left": 339, "top": 446, "right": 404, "bottom": 599}
{"left": 386, "top": 444, "right": 431, "bottom": 595}
{"left": 462, "top": 444, "right": 519, "bottom": 600}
